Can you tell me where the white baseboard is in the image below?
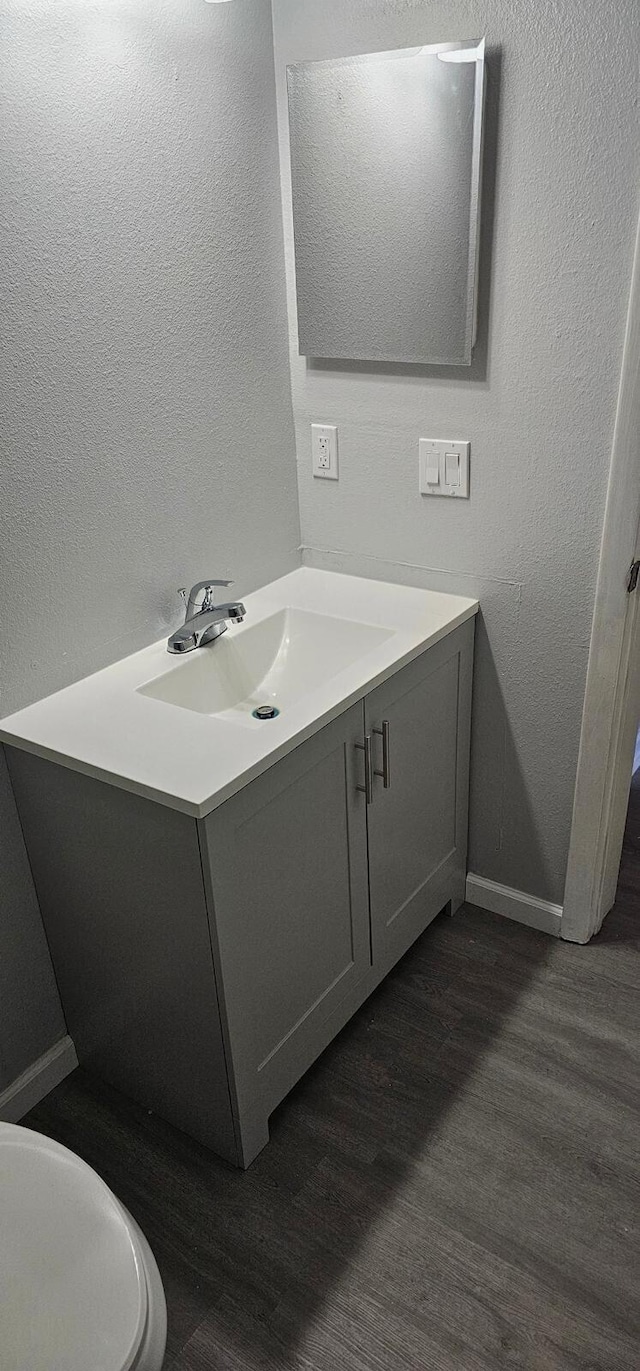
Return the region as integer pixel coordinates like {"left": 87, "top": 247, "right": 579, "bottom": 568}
{"left": 0, "top": 1036, "right": 78, "bottom": 1123}
{"left": 466, "top": 873, "right": 562, "bottom": 937}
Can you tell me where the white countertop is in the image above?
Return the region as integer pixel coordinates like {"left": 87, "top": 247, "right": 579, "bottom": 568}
{"left": 0, "top": 569, "right": 478, "bottom": 817}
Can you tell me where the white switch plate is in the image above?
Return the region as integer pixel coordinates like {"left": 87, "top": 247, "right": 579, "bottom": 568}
{"left": 312, "top": 423, "right": 339, "bottom": 480}
{"left": 419, "top": 439, "right": 470, "bottom": 498}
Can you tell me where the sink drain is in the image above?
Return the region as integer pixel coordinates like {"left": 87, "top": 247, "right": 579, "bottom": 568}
{"left": 252, "top": 704, "right": 280, "bottom": 720}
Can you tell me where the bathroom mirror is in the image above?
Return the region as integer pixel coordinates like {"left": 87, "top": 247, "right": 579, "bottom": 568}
{"left": 286, "top": 39, "right": 485, "bottom": 366}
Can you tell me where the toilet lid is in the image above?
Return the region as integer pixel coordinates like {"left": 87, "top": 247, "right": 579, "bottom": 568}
{"left": 0, "top": 1123, "right": 147, "bottom": 1371}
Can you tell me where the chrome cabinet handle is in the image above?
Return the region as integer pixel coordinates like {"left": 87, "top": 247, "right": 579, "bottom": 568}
{"left": 355, "top": 735, "right": 373, "bottom": 804}
{"left": 373, "top": 719, "right": 391, "bottom": 788}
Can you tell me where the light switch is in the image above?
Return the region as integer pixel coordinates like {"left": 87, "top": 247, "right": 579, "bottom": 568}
{"left": 419, "top": 439, "right": 470, "bottom": 498}
{"left": 445, "top": 452, "right": 460, "bottom": 486}
{"left": 418, "top": 439, "right": 440, "bottom": 490}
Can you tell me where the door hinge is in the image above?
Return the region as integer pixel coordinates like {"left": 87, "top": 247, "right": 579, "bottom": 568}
{"left": 627, "top": 559, "right": 640, "bottom": 593}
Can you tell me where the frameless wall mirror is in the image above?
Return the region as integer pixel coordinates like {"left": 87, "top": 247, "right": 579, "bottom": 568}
{"left": 287, "top": 39, "right": 486, "bottom": 366}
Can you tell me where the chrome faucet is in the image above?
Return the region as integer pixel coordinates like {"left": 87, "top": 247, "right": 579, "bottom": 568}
{"left": 167, "top": 579, "right": 246, "bottom": 654}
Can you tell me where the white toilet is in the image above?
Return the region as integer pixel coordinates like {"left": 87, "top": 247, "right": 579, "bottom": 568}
{"left": 0, "top": 1122, "right": 166, "bottom": 1371}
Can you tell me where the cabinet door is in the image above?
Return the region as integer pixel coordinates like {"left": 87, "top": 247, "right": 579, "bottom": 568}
{"left": 365, "top": 620, "right": 474, "bottom": 970}
{"left": 201, "top": 701, "right": 370, "bottom": 1134}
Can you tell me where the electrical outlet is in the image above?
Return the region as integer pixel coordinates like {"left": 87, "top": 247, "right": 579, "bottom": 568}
{"left": 312, "top": 423, "right": 338, "bottom": 480}
{"left": 318, "top": 436, "right": 331, "bottom": 469}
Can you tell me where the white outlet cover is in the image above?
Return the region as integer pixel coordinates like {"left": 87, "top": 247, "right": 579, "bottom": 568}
{"left": 419, "top": 439, "right": 470, "bottom": 498}
{"left": 312, "top": 423, "right": 339, "bottom": 480}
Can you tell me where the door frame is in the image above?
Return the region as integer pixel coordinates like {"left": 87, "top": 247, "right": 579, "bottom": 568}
{"left": 562, "top": 207, "right": 640, "bottom": 943}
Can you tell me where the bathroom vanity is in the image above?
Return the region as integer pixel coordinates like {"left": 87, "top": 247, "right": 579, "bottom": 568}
{"left": 1, "top": 570, "right": 477, "bottom": 1167}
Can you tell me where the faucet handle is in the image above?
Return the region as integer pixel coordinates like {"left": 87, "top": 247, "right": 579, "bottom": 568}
{"left": 185, "top": 578, "right": 233, "bottom": 618}
{"left": 189, "top": 579, "right": 232, "bottom": 592}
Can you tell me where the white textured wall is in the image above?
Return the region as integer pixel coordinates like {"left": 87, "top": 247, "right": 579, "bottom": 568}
{"left": 0, "top": 0, "right": 299, "bottom": 1088}
{"left": 272, "top": 0, "right": 640, "bottom": 904}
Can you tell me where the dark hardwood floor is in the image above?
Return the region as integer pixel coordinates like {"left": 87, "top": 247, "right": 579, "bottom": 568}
{"left": 26, "top": 779, "right": 640, "bottom": 1369}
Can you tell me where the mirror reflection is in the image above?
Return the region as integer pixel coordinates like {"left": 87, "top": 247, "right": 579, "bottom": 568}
{"left": 287, "top": 40, "right": 486, "bottom": 365}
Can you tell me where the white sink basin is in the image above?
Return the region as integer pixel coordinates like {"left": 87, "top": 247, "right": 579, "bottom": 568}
{"left": 138, "top": 607, "right": 393, "bottom": 722}
{"left": 0, "top": 568, "right": 478, "bottom": 816}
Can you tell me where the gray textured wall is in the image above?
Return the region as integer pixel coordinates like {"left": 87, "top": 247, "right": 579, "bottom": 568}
{"left": 272, "top": 0, "right": 640, "bottom": 905}
{"left": 0, "top": 0, "right": 299, "bottom": 1090}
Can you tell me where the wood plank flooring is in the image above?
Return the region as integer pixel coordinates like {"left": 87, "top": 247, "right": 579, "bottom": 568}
{"left": 25, "top": 778, "right": 640, "bottom": 1369}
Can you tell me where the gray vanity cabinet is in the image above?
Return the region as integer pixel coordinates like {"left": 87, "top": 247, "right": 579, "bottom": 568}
{"left": 365, "top": 626, "right": 472, "bottom": 970}
{"left": 6, "top": 618, "right": 474, "bottom": 1170}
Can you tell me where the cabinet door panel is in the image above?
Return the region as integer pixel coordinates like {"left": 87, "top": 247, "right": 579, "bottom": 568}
{"left": 201, "top": 701, "right": 370, "bottom": 1119}
{"left": 365, "top": 622, "right": 474, "bottom": 968}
